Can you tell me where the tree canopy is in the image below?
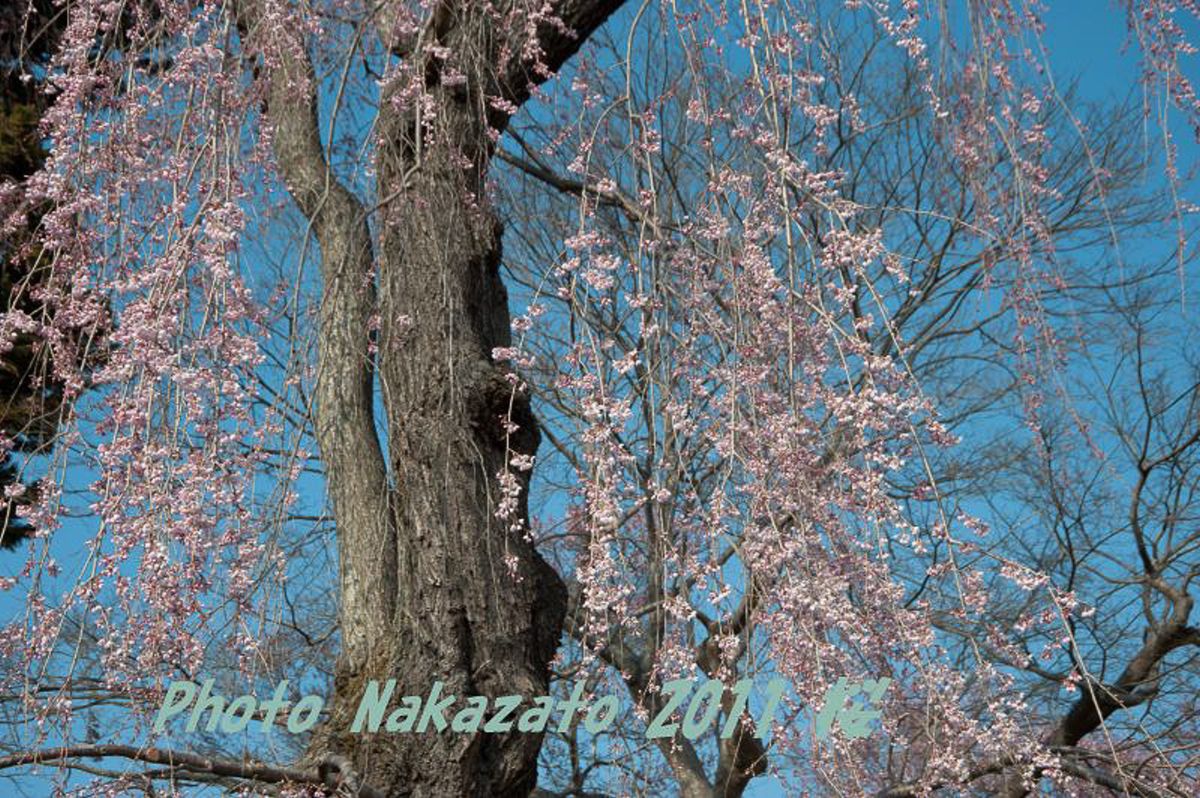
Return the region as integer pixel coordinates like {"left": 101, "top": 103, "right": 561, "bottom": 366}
{"left": 0, "top": 1, "right": 1197, "bottom": 796}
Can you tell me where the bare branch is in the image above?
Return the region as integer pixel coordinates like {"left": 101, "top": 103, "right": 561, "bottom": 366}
{"left": 0, "top": 746, "right": 385, "bottom": 798}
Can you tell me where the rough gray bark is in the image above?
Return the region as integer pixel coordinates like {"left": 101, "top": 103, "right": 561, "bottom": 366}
{"left": 236, "top": 1, "right": 625, "bottom": 795}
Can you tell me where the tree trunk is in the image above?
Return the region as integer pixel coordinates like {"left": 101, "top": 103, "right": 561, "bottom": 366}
{"left": 240, "top": 1, "right": 626, "bottom": 793}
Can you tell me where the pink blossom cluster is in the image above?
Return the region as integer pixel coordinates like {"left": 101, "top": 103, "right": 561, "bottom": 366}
{"left": 0, "top": 0, "right": 292, "bottom": 754}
